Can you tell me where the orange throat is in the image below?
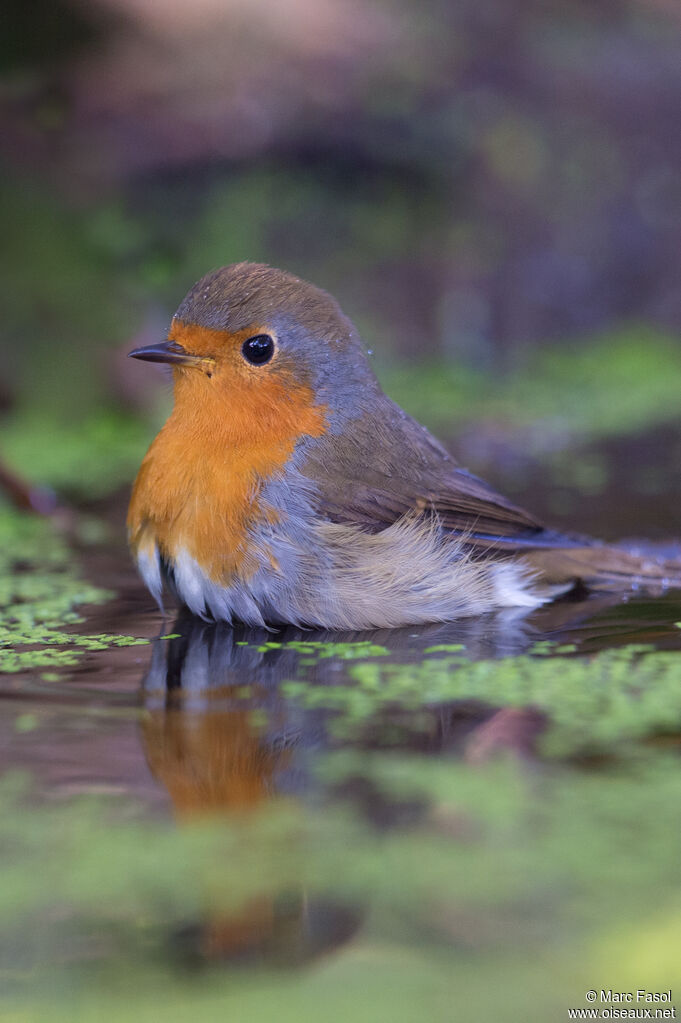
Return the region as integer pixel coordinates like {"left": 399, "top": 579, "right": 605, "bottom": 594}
{"left": 128, "top": 366, "right": 327, "bottom": 585}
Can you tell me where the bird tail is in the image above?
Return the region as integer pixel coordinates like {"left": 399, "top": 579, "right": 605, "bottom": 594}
{"left": 523, "top": 541, "right": 681, "bottom": 595}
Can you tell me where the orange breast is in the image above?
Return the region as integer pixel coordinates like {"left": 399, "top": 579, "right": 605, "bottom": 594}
{"left": 128, "top": 362, "right": 327, "bottom": 583}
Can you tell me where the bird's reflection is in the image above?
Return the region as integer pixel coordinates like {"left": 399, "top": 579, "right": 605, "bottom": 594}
{"left": 137, "top": 591, "right": 663, "bottom": 964}
{"left": 140, "top": 593, "right": 637, "bottom": 805}
{"left": 139, "top": 609, "right": 545, "bottom": 964}
{"left": 143, "top": 601, "right": 565, "bottom": 702}
{"left": 142, "top": 703, "right": 287, "bottom": 814}
{"left": 139, "top": 608, "right": 547, "bottom": 801}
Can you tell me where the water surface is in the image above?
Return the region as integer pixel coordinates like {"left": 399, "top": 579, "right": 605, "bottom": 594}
{"left": 3, "top": 464, "right": 681, "bottom": 1021}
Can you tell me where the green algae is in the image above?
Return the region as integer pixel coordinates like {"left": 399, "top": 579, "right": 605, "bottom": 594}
{"left": 422, "top": 643, "right": 465, "bottom": 653}
{"left": 282, "top": 644, "right": 681, "bottom": 756}
{"left": 0, "top": 508, "right": 147, "bottom": 674}
{"left": 253, "top": 640, "right": 390, "bottom": 659}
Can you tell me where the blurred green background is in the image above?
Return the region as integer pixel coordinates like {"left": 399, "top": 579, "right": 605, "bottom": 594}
{"left": 2, "top": 0, "right": 681, "bottom": 514}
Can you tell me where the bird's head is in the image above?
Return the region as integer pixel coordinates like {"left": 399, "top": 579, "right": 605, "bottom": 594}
{"left": 129, "top": 263, "right": 380, "bottom": 438}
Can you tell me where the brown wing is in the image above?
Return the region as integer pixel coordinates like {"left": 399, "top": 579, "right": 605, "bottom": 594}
{"left": 301, "top": 400, "right": 681, "bottom": 589}
{"left": 301, "top": 400, "right": 563, "bottom": 550}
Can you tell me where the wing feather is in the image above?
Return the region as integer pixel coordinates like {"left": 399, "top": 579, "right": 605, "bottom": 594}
{"left": 301, "top": 402, "right": 554, "bottom": 549}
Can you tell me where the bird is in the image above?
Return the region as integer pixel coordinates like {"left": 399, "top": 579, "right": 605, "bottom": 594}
{"left": 127, "top": 262, "right": 681, "bottom": 630}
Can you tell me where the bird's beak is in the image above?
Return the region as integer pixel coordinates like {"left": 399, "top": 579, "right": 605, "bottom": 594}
{"left": 128, "top": 340, "right": 210, "bottom": 370}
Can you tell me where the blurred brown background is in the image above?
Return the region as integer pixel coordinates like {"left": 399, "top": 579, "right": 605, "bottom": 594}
{"left": 1, "top": 0, "right": 681, "bottom": 527}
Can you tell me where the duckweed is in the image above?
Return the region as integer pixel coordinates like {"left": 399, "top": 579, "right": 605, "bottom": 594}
{"left": 253, "top": 640, "right": 390, "bottom": 659}
{"left": 422, "top": 643, "right": 466, "bottom": 654}
{"left": 283, "top": 644, "right": 681, "bottom": 756}
{"left": 0, "top": 509, "right": 147, "bottom": 675}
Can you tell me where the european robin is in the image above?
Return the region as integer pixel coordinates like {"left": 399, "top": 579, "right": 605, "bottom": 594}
{"left": 128, "top": 262, "right": 681, "bottom": 629}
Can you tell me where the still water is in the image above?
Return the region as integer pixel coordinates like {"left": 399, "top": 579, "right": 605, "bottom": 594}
{"left": 2, "top": 460, "right": 681, "bottom": 1020}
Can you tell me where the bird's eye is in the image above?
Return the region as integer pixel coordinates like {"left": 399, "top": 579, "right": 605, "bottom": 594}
{"left": 241, "top": 334, "right": 275, "bottom": 366}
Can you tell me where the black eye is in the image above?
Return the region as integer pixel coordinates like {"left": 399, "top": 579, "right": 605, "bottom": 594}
{"left": 242, "top": 334, "right": 274, "bottom": 366}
